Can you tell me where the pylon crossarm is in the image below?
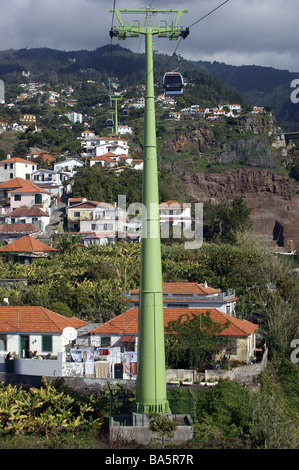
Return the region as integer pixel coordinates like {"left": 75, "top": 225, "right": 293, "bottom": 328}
{"left": 110, "top": 8, "right": 188, "bottom": 38}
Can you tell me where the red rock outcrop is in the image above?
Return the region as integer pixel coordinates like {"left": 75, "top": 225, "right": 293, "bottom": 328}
{"left": 181, "top": 168, "right": 299, "bottom": 250}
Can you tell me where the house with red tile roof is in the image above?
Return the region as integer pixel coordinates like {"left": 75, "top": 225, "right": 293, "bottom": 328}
{"left": 0, "top": 235, "right": 57, "bottom": 263}
{"left": 159, "top": 200, "right": 192, "bottom": 232}
{"left": 0, "top": 306, "right": 88, "bottom": 359}
{"left": 66, "top": 200, "right": 126, "bottom": 245}
{"left": 5, "top": 205, "right": 51, "bottom": 231}
{"left": 90, "top": 153, "right": 118, "bottom": 168}
{"left": 0, "top": 177, "right": 52, "bottom": 216}
{"left": 0, "top": 223, "right": 40, "bottom": 244}
{"left": 0, "top": 156, "right": 37, "bottom": 183}
{"left": 129, "top": 282, "right": 237, "bottom": 316}
{"left": 87, "top": 306, "right": 258, "bottom": 376}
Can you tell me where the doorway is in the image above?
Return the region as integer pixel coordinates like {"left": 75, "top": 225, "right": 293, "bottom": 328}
{"left": 20, "top": 335, "right": 30, "bottom": 358}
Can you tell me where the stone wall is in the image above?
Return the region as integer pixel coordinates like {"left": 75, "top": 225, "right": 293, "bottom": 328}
{"left": 205, "top": 348, "right": 268, "bottom": 385}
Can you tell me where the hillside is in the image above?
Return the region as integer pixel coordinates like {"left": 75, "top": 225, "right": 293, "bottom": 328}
{"left": 1, "top": 45, "right": 298, "bottom": 129}
{"left": 193, "top": 60, "right": 299, "bottom": 131}
{"left": 1, "top": 45, "right": 299, "bottom": 250}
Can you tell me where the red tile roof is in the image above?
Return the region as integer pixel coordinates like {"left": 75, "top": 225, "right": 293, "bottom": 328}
{"left": 0, "top": 177, "right": 33, "bottom": 190}
{"left": 0, "top": 177, "right": 49, "bottom": 194}
{"left": 6, "top": 205, "right": 49, "bottom": 217}
{"left": 159, "top": 200, "right": 184, "bottom": 208}
{"left": 0, "top": 235, "right": 57, "bottom": 253}
{"left": 0, "top": 306, "right": 88, "bottom": 333}
{"left": 90, "top": 307, "right": 258, "bottom": 337}
{"left": 131, "top": 282, "right": 220, "bottom": 296}
{"left": 0, "top": 223, "right": 39, "bottom": 233}
{"left": 0, "top": 157, "right": 34, "bottom": 165}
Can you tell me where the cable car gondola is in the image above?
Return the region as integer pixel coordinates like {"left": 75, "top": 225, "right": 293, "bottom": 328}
{"left": 163, "top": 72, "right": 184, "bottom": 96}
{"left": 105, "top": 119, "right": 114, "bottom": 129}
{"left": 121, "top": 109, "right": 128, "bottom": 116}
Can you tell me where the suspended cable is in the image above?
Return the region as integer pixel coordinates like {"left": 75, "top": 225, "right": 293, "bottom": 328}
{"left": 172, "top": 0, "right": 230, "bottom": 57}
{"left": 189, "top": 0, "right": 230, "bottom": 29}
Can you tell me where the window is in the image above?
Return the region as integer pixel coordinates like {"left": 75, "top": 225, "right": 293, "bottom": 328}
{"left": 10, "top": 163, "right": 13, "bottom": 169}
{"left": 0, "top": 335, "right": 7, "bottom": 351}
{"left": 10, "top": 173, "right": 13, "bottom": 179}
{"left": 25, "top": 174, "right": 30, "bottom": 181}
{"left": 14, "top": 195, "right": 21, "bottom": 201}
{"left": 226, "top": 338, "right": 237, "bottom": 356}
{"left": 167, "top": 303, "right": 189, "bottom": 308}
{"left": 101, "top": 336, "right": 111, "bottom": 347}
{"left": 4, "top": 164, "right": 7, "bottom": 170}
{"left": 74, "top": 212, "right": 80, "bottom": 218}
{"left": 35, "top": 194, "right": 42, "bottom": 204}
{"left": 42, "top": 335, "right": 53, "bottom": 353}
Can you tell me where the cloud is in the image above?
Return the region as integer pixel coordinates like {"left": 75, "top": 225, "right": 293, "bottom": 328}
{"left": 0, "top": 0, "right": 298, "bottom": 72}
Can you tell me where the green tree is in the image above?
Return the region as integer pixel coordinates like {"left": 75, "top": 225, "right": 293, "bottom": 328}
{"left": 148, "top": 412, "right": 177, "bottom": 448}
{"left": 165, "top": 311, "right": 230, "bottom": 369}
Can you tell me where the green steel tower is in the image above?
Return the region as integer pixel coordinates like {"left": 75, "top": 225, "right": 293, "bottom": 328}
{"left": 110, "top": 7, "right": 188, "bottom": 414}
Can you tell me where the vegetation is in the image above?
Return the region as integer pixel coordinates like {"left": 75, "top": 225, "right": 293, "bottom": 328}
{"left": 0, "top": 45, "right": 298, "bottom": 450}
{"left": 148, "top": 413, "right": 177, "bottom": 448}
{"left": 165, "top": 311, "right": 229, "bottom": 370}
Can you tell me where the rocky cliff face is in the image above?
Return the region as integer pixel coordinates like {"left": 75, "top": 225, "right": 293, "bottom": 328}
{"left": 162, "top": 115, "right": 299, "bottom": 250}
{"left": 181, "top": 168, "right": 299, "bottom": 251}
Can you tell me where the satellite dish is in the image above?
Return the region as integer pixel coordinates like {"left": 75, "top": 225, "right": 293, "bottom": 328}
{"left": 62, "top": 327, "right": 77, "bottom": 342}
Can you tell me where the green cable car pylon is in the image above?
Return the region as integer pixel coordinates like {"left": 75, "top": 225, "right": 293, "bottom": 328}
{"left": 110, "top": 7, "right": 188, "bottom": 415}
{"left": 108, "top": 78, "right": 122, "bottom": 134}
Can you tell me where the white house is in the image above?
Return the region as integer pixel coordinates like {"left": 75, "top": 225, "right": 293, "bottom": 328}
{"left": 129, "top": 282, "right": 238, "bottom": 317}
{"left": 0, "top": 178, "right": 52, "bottom": 216}
{"left": 118, "top": 124, "right": 133, "bottom": 135}
{"left": 31, "top": 169, "right": 66, "bottom": 199}
{"left": 0, "top": 306, "right": 88, "bottom": 359}
{"left": 94, "top": 136, "right": 129, "bottom": 157}
{"left": 64, "top": 112, "right": 83, "bottom": 124}
{"left": 53, "top": 158, "right": 84, "bottom": 175}
{"left": 0, "top": 156, "right": 37, "bottom": 183}
{"left": 5, "top": 206, "right": 51, "bottom": 232}
{"left": 159, "top": 200, "right": 192, "bottom": 232}
{"left": 90, "top": 153, "right": 118, "bottom": 168}
{"left": 8, "top": 184, "right": 51, "bottom": 215}
{"left": 86, "top": 302, "right": 258, "bottom": 379}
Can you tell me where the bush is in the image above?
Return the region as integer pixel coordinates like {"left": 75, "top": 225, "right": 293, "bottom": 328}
{"left": 194, "top": 379, "right": 251, "bottom": 436}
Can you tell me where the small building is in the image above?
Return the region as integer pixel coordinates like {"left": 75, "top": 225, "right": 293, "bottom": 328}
{"left": 0, "top": 235, "right": 57, "bottom": 263}
{"left": 87, "top": 306, "right": 258, "bottom": 379}
{"left": 53, "top": 158, "right": 83, "bottom": 174}
{"left": 5, "top": 205, "right": 51, "bottom": 232}
{"left": 159, "top": 200, "right": 192, "bottom": 232}
{"left": 128, "top": 282, "right": 237, "bottom": 316}
{"left": 0, "top": 223, "right": 40, "bottom": 244}
{"left": 0, "top": 157, "right": 37, "bottom": 183}
{"left": 0, "top": 306, "right": 88, "bottom": 359}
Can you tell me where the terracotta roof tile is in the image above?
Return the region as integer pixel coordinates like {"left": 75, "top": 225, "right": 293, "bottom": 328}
{"left": 0, "top": 157, "right": 34, "bottom": 165}
{"left": 0, "top": 306, "right": 88, "bottom": 333}
{"left": 6, "top": 206, "right": 49, "bottom": 217}
{"left": 159, "top": 200, "right": 184, "bottom": 208}
{"left": 131, "top": 282, "right": 220, "bottom": 296}
{"left": 0, "top": 177, "right": 32, "bottom": 190}
{"left": 0, "top": 235, "right": 57, "bottom": 252}
{"left": 90, "top": 307, "right": 258, "bottom": 337}
{"left": 0, "top": 223, "right": 39, "bottom": 233}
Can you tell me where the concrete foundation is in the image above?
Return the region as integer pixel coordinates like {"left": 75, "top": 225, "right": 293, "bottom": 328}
{"left": 110, "top": 413, "right": 194, "bottom": 445}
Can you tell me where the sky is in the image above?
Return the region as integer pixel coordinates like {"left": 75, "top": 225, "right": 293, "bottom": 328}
{"left": 0, "top": 0, "right": 299, "bottom": 73}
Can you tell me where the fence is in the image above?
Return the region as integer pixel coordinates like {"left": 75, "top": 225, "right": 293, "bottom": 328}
{"left": 109, "top": 388, "right": 196, "bottom": 425}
